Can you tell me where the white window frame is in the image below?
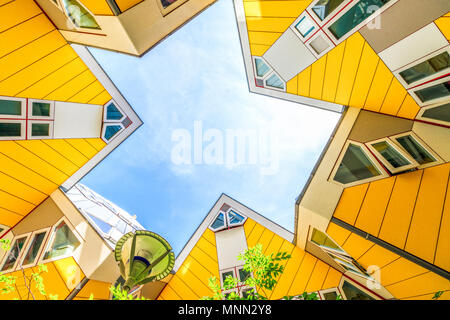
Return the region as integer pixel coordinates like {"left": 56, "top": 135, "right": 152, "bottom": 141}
{"left": 290, "top": 12, "right": 320, "bottom": 41}
{"left": 305, "top": 0, "right": 353, "bottom": 27}
{"left": 27, "top": 120, "right": 54, "bottom": 140}
{"left": 394, "top": 46, "right": 450, "bottom": 89}
{"left": 305, "top": 30, "right": 335, "bottom": 59}
{"left": 0, "top": 233, "right": 32, "bottom": 273}
{"left": 408, "top": 75, "right": 450, "bottom": 107}
{"left": 220, "top": 267, "right": 237, "bottom": 288}
{"left": 0, "top": 119, "right": 26, "bottom": 141}
{"left": 156, "top": 0, "right": 189, "bottom": 17}
{"left": 366, "top": 137, "right": 418, "bottom": 174}
{"left": 0, "top": 96, "right": 26, "bottom": 119}
{"left": 28, "top": 99, "right": 55, "bottom": 120}
{"left": 209, "top": 208, "right": 247, "bottom": 232}
{"left": 329, "top": 140, "right": 389, "bottom": 187}
{"left": 56, "top": 0, "right": 102, "bottom": 33}
{"left": 263, "top": 70, "right": 286, "bottom": 92}
{"left": 389, "top": 132, "right": 443, "bottom": 169}
{"left": 322, "top": 0, "right": 398, "bottom": 45}
{"left": 103, "top": 100, "right": 126, "bottom": 123}
{"left": 19, "top": 227, "right": 51, "bottom": 270}
{"left": 101, "top": 122, "right": 124, "bottom": 143}
{"left": 38, "top": 217, "right": 84, "bottom": 264}
{"left": 416, "top": 101, "right": 450, "bottom": 127}
{"left": 339, "top": 277, "right": 379, "bottom": 300}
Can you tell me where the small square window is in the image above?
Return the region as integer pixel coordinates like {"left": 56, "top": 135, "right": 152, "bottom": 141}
{"left": 221, "top": 271, "right": 234, "bottom": 284}
{"left": 238, "top": 268, "right": 250, "bottom": 282}
{"left": 32, "top": 102, "right": 51, "bottom": 117}
{"left": 295, "top": 16, "right": 316, "bottom": 38}
{"left": 31, "top": 123, "right": 50, "bottom": 137}
{"left": 309, "top": 35, "right": 331, "bottom": 55}
{"left": 0, "top": 122, "right": 21, "bottom": 137}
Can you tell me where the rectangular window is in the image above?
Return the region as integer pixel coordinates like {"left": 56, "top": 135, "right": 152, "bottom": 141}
{"left": 312, "top": 0, "right": 346, "bottom": 21}
{"left": 414, "top": 81, "right": 450, "bottom": 103}
{"left": 323, "top": 291, "right": 338, "bottom": 300}
{"left": 421, "top": 102, "right": 450, "bottom": 124}
{"left": 0, "top": 122, "right": 21, "bottom": 137}
{"left": 21, "top": 231, "right": 47, "bottom": 266}
{"left": 0, "top": 99, "right": 22, "bottom": 116}
{"left": 333, "top": 143, "right": 382, "bottom": 185}
{"left": 43, "top": 220, "right": 81, "bottom": 261}
{"left": 31, "top": 123, "right": 50, "bottom": 137}
{"left": 369, "top": 140, "right": 415, "bottom": 173}
{"left": 399, "top": 51, "right": 449, "bottom": 85}
{"left": 341, "top": 280, "right": 375, "bottom": 300}
{"left": 1, "top": 236, "right": 28, "bottom": 271}
{"left": 328, "top": 0, "right": 392, "bottom": 40}
{"left": 32, "top": 102, "right": 51, "bottom": 117}
{"left": 238, "top": 268, "right": 250, "bottom": 283}
{"left": 295, "top": 16, "right": 316, "bottom": 38}
{"left": 221, "top": 271, "right": 234, "bottom": 284}
{"left": 394, "top": 135, "right": 436, "bottom": 165}
{"left": 310, "top": 228, "right": 344, "bottom": 252}
{"left": 309, "top": 34, "right": 331, "bottom": 55}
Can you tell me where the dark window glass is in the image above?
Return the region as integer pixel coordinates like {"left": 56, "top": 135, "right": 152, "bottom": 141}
{"left": 22, "top": 232, "right": 46, "bottom": 266}
{"left": 415, "top": 81, "right": 450, "bottom": 103}
{"left": 106, "top": 103, "right": 123, "bottom": 120}
{"left": 238, "top": 268, "right": 250, "bottom": 282}
{"left": 104, "top": 125, "right": 122, "bottom": 141}
{"left": 1, "top": 237, "right": 27, "bottom": 271}
{"left": 323, "top": 291, "right": 338, "bottom": 300}
{"left": 328, "top": 0, "right": 391, "bottom": 40}
{"left": 399, "top": 52, "right": 449, "bottom": 85}
{"left": 422, "top": 103, "right": 450, "bottom": 123}
{"left": 371, "top": 141, "right": 410, "bottom": 168}
{"left": 395, "top": 135, "right": 435, "bottom": 165}
{"left": 31, "top": 123, "right": 49, "bottom": 137}
{"left": 0, "top": 123, "right": 21, "bottom": 137}
{"left": 211, "top": 213, "right": 225, "bottom": 230}
{"left": 160, "top": 0, "right": 179, "bottom": 9}
{"left": 312, "top": 0, "right": 346, "bottom": 21}
{"left": 342, "top": 281, "right": 374, "bottom": 300}
{"left": 221, "top": 271, "right": 234, "bottom": 284}
{"left": 228, "top": 210, "right": 245, "bottom": 225}
{"left": 32, "top": 102, "right": 51, "bottom": 117}
{"left": 241, "top": 288, "right": 255, "bottom": 299}
{"left": 334, "top": 143, "right": 380, "bottom": 184}
{"left": 0, "top": 99, "right": 21, "bottom": 116}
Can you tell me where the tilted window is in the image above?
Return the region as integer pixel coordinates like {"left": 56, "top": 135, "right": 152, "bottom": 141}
{"left": 43, "top": 220, "right": 81, "bottom": 261}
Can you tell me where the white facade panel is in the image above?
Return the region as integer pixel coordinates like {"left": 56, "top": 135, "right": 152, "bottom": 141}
{"left": 53, "top": 101, "right": 103, "bottom": 139}
{"left": 263, "top": 28, "right": 316, "bottom": 82}
{"left": 215, "top": 226, "right": 248, "bottom": 270}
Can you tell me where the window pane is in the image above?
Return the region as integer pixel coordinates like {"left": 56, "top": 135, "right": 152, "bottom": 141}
{"left": 62, "top": 0, "right": 100, "bottom": 29}
{"left": 310, "top": 35, "right": 330, "bottom": 54}
{"left": 295, "top": 16, "right": 316, "bottom": 37}
{"left": 0, "top": 99, "right": 21, "bottom": 116}
{"left": 265, "top": 73, "right": 284, "bottom": 89}
{"left": 104, "top": 125, "right": 122, "bottom": 141}
{"left": 31, "top": 123, "right": 49, "bottom": 137}
{"left": 311, "top": 228, "right": 343, "bottom": 251}
{"left": 106, "top": 103, "right": 124, "bottom": 121}
{"left": 312, "top": 0, "right": 346, "bottom": 21}
{"left": 0, "top": 123, "right": 21, "bottom": 137}
{"left": 422, "top": 103, "right": 450, "bottom": 123}
{"left": 328, "top": 0, "right": 392, "bottom": 40}
{"left": 211, "top": 212, "right": 225, "bottom": 230}
{"left": 334, "top": 144, "right": 381, "bottom": 184}
{"left": 371, "top": 141, "right": 410, "bottom": 168}
{"left": 415, "top": 81, "right": 450, "bottom": 103}
{"left": 238, "top": 268, "right": 250, "bottom": 282}
{"left": 399, "top": 52, "right": 449, "bottom": 85}
{"left": 323, "top": 291, "right": 338, "bottom": 300}
{"left": 44, "top": 221, "right": 80, "bottom": 260}
{"left": 241, "top": 288, "right": 255, "bottom": 299}
{"left": 342, "top": 281, "right": 374, "bottom": 300}
{"left": 255, "top": 58, "right": 270, "bottom": 78}
{"left": 1, "top": 237, "right": 27, "bottom": 271}
{"left": 160, "top": 0, "right": 179, "bottom": 8}
{"left": 22, "top": 232, "right": 46, "bottom": 266}
{"left": 221, "top": 271, "right": 234, "bottom": 283}
{"left": 32, "top": 102, "right": 51, "bottom": 117}
{"left": 228, "top": 210, "right": 245, "bottom": 225}
{"left": 395, "top": 135, "right": 436, "bottom": 165}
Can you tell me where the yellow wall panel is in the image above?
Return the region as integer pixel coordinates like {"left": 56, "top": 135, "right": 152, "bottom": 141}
{"left": 249, "top": 43, "right": 270, "bottom": 56}
{"left": 158, "top": 283, "right": 181, "bottom": 300}
{"left": 396, "top": 94, "right": 420, "bottom": 119}
{"left": 286, "top": 76, "right": 298, "bottom": 95}
{"left": 182, "top": 255, "right": 218, "bottom": 285}
{"left": 363, "top": 61, "right": 393, "bottom": 112}
{"left": 378, "top": 170, "right": 423, "bottom": 249}
{"left": 244, "top": 1, "right": 310, "bottom": 18}
{"left": 189, "top": 246, "right": 219, "bottom": 278}
{"left": 305, "top": 259, "right": 329, "bottom": 293}
{"left": 74, "top": 280, "right": 111, "bottom": 300}
{"left": 257, "top": 228, "right": 275, "bottom": 252}
{"left": 167, "top": 274, "right": 199, "bottom": 299}
{"left": 322, "top": 41, "right": 345, "bottom": 103}
{"left": 334, "top": 33, "right": 365, "bottom": 106}
{"left": 115, "top": 0, "right": 143, "bottom": 12}
{"left": 84, "top": 138, "right": 107, "bottom": 152}
{"left": 385, "top": 271, "right": 450, "bottom": 299}
{"left": 42, "top": 140, "right": 89, "bottom": 168}
{"left": 80, "top": 0, "right": 114, "bottom": 15}
{"left": 44, "top": 70, "right": 96, "bottom": 102}
{"left": 326, "top": 222, "right": 351, "bottom": 245}
{"left": 53, "top": 257, "right": 86, "bottom": 292}
{"left": 36, "top": 262, "right": 71, "bottom": 299}
{"left": 380, "top": 257, "right": 427, "bottom": 287}
{"left": 341, "top": 233, "right": 374, "bottom": 260}
{"left": 379, "top": 78, "right": 406, "bottom": 116}
{"left": 196, "top": 236, "right": 218, "bottom": 262}
{"left": 357, "top": 244, "right": 399, "bottom": 270}
{"left": 88, "top": 90, "right": 112, "bottom": 105}
{"left": 246, "top": 221, "right": 265, "bottom": 248}
{"left": 354, "top": 176, "right": 396, "bottom": 236}
{"left": 246, "top": 17, "right": 296, "bottom": 33}
{"left": 0, "top": 208, "right": 24, "bottom": 227}
{"left": 201, "top": 228, "right": 216, "bottom": 247}
{"left": 435, "top": 17, "right": 450, "bottom": 40}
{"left": 67, "top": 80, "right": 106, "bottom": 104}
{"left": 348, "top": 42, "right": 379, "bottom": 108}
{"left": 65, "top": 139, "right": 99, "bottom": 159}
{"left": 0, "top": 172, "right": 47, "bottom": 206}
{"left": 309, "top": 55, "right": 327, "bottom": 100}
{"left": 16, "top": 140, "right": 79, "bottom": 176}
{"left": 321, "top": 267, "right": 342, "bottom": 289}
{"left": 264, "top": 233, "right": 284, "bottom": 257}
{"left": 0, "top": 189, "right": 35, "bottom": 216}
{"left": 0, "top": 14, "right": 55, "bottom": 59}
{"left": 434, "top": 175, "right": 450, "bottom": 271}
{"left": 248, "top": 31, "right": 282, "bottom": 46}
{"left": 243, "top": 217, "right": 257, "bottom": 238}
{"left": 297, "top": 67, "right": 311, "bottom": 97}
{"left": 0, "top": 0, "right": 42, "bottom": 33}
{"left": 333, "top": 183, "right": 368, "bottom": 226}
{"left": 405, "top": 163, "right": 450, "bottom": 263}
{"left": 288, "top": 253, "right": 317, "bottom": 295}
{"left": 177, "top": 263, "right": 213, "bottom": 299}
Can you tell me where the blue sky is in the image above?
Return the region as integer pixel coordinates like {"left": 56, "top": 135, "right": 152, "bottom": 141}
{"left": 80, "top": 0, "right": 340, "bottom": 255}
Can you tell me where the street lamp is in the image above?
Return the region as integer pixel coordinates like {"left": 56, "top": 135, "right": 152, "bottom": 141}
{"left": 114, "top": 230, "right": 175, "bottom": 292}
